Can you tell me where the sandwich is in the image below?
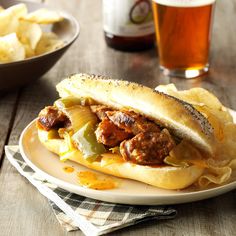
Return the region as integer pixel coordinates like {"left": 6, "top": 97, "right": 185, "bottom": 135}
{"left": 36, "top": 73, "right": 236, "bottom": 190}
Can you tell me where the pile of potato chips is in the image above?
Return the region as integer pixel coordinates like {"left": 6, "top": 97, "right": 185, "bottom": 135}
{"left": 0, "top": 3, "right": 64, "bottom": 63}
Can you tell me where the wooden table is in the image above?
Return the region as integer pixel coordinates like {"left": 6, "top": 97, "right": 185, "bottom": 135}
{"left": 0, "top": 0, "right": 235, "bottom": 235}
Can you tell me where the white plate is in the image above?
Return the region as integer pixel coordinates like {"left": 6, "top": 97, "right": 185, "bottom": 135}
{"left": 19, "top": 110, "right": 236, "bottom": 205}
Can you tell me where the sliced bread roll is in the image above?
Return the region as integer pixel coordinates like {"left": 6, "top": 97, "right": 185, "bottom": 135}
{"left": 56, "top": 73, "right": 216, "bottom": 155}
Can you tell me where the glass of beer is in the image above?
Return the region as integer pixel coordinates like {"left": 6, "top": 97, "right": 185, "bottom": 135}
{"left": 152, "top": 0, "right": 216, "bottom": 78}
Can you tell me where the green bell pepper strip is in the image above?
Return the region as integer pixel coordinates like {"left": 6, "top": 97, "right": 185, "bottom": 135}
{"left": 72, "top": 122, "right": 106, "bottom": 162}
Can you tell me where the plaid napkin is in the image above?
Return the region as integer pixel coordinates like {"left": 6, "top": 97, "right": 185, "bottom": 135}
{"left": 5, "top": 145, "right": 177, "bottom": 236}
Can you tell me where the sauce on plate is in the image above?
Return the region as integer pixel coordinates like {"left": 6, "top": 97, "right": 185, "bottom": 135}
{"left": 63, "top": 166, "right": 75, "bottom": 173}
{"left": 77, "top": 170, "right": 117, "bottom": 190}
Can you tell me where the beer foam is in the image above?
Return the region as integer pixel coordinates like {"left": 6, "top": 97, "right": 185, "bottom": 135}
{"left": 153, "top": 0, "right": 216, "bottom": 7}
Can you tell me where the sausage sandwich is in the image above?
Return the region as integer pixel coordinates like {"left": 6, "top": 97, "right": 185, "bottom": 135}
{"left": 36, "top": 74, "right": 236, "bottom": 189}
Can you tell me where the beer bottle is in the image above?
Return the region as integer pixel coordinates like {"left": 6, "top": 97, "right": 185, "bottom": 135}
{"left": 103, "top": 0, "right": 155, "bottom": 51}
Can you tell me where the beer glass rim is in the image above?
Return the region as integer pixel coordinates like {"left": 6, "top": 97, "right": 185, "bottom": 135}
{"left": 152, "top": 0, "right": 216, "bottom": 8}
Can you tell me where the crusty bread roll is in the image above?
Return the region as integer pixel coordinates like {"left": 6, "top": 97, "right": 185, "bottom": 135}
{"left": 37, "top": 73, "right": 218, "bottom": 190}
{"left": 57, "top": 74, "right": 215, "bottom": 155}
{"left": 38, "top": 128, "right": 204, "bottom": 190}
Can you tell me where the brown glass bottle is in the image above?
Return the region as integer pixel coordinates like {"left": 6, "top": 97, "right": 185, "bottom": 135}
{"left": 104, "top": 33, "right": 155, "bottom": 52}
{"left": 103, "top": 0, "right": 155, "bottom": 52}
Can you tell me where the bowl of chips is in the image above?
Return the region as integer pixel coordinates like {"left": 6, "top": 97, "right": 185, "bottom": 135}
{"left": 0, "top": 0, "right": 79, "bottom": 90}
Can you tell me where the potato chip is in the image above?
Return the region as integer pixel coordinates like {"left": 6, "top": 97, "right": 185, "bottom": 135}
{"left": 0, "top": 3, "right": 27, "bottom": 36}
{"left": 35, "top": 32, "right": 64, "bottom": 55}
{"left": 0, "top": 33, "right": 25, "bottom": 63}
{"left": 198, "top": 165, "right": 232, "bottom": 187}
{"left": 23, "top": 44, "right": 35, "bottom": 58}
{"left": 164, "top": 139, "right": 206, "bottom": 168}
{"left": 155, "top": 83, "right": 178, "bottom": 95}
{"left": 17, "top": 20, "right": 42, "bottom": 50}
{"left": 216, "top": 123, "right": 236, "bottom": 159}
{"left": 21, "top": 8, "right": 63, "bottom": 24}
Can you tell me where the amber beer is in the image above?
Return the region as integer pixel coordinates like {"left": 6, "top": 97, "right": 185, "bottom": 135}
{"left": 152, "top": 0, "right": 216, "bottom": 78}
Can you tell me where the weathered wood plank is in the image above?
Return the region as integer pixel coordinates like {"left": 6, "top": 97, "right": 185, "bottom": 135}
{"left": 0, "top": 92, "right": 18, "bottom": 164}
{"left": 0, "top": 0, "right": 96, "bottom": 235}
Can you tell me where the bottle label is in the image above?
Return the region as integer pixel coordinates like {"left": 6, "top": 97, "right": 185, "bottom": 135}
{"left": 153, "top": 0, "right": 216, "bottom": 7}
{"left": 103, "top": 0, "right": 154, "bottom": 37}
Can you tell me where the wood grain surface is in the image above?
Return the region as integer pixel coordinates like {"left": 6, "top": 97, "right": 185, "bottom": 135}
{"left": 0, "top": 0, "right": 235, "bottom": 236}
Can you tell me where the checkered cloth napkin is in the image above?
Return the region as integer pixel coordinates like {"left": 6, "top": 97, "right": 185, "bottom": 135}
{"left": 5, "top": 145, "right": 177, "bottom": 236}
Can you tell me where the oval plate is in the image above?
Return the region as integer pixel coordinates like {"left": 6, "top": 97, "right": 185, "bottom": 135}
{"left": 19, "top": 111, "right": 236, "bottom": 205}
